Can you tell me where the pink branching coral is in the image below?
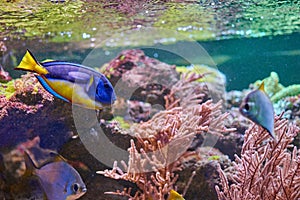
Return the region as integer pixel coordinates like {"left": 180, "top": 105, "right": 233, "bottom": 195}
{"left": 216, "top": 115, "right": 300, "bottom": 199}
{"left": 99, "top": 99, "right": 233, "bottom": 199}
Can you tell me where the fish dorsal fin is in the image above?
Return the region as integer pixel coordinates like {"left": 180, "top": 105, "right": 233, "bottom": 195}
{"left": 258, "top": 81, "right": 265, "bottom": 92}
{"left": 50, "top": 151, "right": 67, "bottom": 163}
{"left": 41, "top": 59, "right": 55, "bottom": 63}
{"left": 86, "top": 75, "right": 94, "bottom": 92}
{"left": 15, "top": 50, "right": 49, "bottom": 75}
{"left": 23, "top": 151, "right": 39, "bottom": 177}
{"left": 39, "top": 151, "right": 68, "bottom": 167}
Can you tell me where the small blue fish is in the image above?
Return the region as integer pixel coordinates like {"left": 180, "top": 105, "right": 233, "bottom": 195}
{"left": 15, "top": 50, "right": 116, "bottom": 110}
{"left": 239, "top": 82, "right": 275, "bottom": 139}
{"left": 24, "top": 152, "right": 87, "bottom": 200}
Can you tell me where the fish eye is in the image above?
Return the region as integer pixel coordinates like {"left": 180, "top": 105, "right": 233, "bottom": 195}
{"left": 72, "top": 183, "right": 80, "bottom": 193}
{"left": 244, "top": 103, "right": 250, "bottom": 111}
{"left": 104, "top": 83, "right": 110, "bottom": 89}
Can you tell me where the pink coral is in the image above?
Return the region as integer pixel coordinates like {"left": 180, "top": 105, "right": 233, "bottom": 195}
{"left": 98, "top": 99, "right": 233, "bottom": 199}
{"left": 216, "top": 115, "right": 300, "bottom": 199}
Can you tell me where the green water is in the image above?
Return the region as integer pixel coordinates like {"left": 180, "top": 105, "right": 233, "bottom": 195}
{"left": 1, "top": 0, "right": 300, "bottom": 90}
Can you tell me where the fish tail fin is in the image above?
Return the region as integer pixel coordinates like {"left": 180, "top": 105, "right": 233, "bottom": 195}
{"left": 23, "top": 151, "right": 38, "bottom": 176}
{"left": 15, "top": 50, "right": 49, "bottom": 75}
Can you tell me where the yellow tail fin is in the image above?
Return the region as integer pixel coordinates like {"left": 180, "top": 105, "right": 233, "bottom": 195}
{"left": 15, "top": 50, "right": 48, "bottom": 75}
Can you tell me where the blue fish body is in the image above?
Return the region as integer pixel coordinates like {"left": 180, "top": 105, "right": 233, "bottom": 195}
{"left": 15, "top": 50, "right": 116, "bottom": 110}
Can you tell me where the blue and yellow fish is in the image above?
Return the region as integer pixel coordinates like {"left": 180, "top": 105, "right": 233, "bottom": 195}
{"left": 15, "top": 50, "right": 116, "bottom": 110}
{"left": 239, "top": 82, "right": 275, "bottom": 139}
{"left": 24, "top": 152, "right": 87, "bottom": 200}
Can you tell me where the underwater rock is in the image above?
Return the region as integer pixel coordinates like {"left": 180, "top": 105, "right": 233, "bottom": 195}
{"left": 225, "top": 90, "right": 244, "bottom": 108}
{"left": 189, "top": 106, "right": 246, "bottom": 160}
{"left": 188, "top": 129, "right": 244, "bottom": 161}
{"left": 126, "top": 100, "right": 152, "bottom": 123}
{"left": 215, "top": 132, "right": 244, "bottom": 160}
{"left": 101, "top": 49, "right": 180, "bottom": 106}
{"left": 177, "top": 147, "right": 232, "bottom": 200}
{"left": 176, "top": 65, "right": 227, "bottom": 104}
{"left": 0, "top": 73, "right": 75, "bottom": 151}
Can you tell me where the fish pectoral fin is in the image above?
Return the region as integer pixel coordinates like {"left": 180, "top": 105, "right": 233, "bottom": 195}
{"left": 85, "top": 75, "right": 94, "bottom": 92}
{"left": 63, "top": 182, "right": 68, "bottom": 194}
{"left": 36, "top": 75, "right": 71, "bottom": 102}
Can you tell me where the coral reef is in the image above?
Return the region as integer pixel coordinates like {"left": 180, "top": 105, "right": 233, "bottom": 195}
{"left": 216, "top": 115, "right": 300, "bottom": 199}
{"left": 0, "top": 48, "right": 236, "bottom": 200}
{"left": 98, "top": 61, "right": 234, "bottom": 199}
{"left": 97, "top": 50, "right": 240, "bottom": 199}
{"left": 0, "top": 80, "right": 15, "bottom": 99}
{"left": 98, "top": 100, "right": 232, "bottom": 199}
{"left": 3, "top": 47, "right": 299, "bottom": 200}
{"left": 103, "top": 49, "right": 227, "bottom": 123}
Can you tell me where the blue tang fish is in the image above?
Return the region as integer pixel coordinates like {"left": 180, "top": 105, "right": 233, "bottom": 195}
{"left": 24, "top": 152, "right": 87, "bottom": 200}
{"left": 239, "top": 82, "right": 275, "bottom": 139}
{"left": 15, "top": 50, "right": 116, "bottom": 110}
